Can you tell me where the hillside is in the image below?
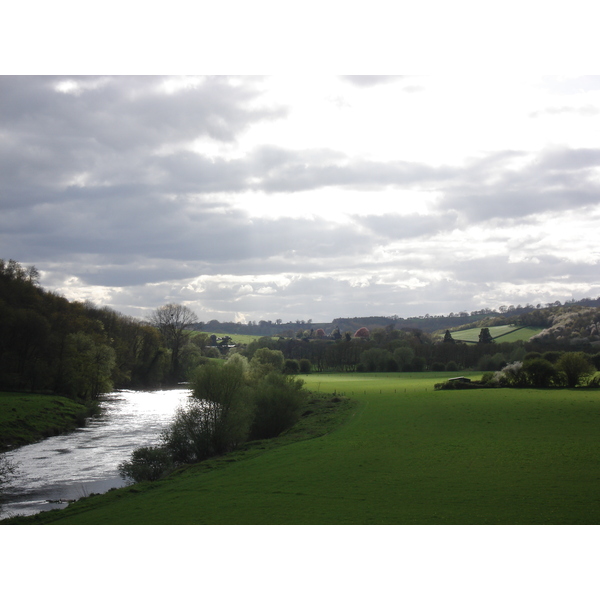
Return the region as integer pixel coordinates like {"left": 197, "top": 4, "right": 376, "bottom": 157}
{"left": 191, "top": 297, "right": 600, "bottom": 339}
{"left": 447, "top": 325, "right": 544, "bottom": 344}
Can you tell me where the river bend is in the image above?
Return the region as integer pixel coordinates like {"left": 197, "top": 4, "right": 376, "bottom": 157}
{"left": 1, "top": 388, "right": 189, "bottom": 519}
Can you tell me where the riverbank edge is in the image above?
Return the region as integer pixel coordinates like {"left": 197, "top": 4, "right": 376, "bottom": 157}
{"left": 0, "top": 391, "right": 98, "bottom": 453}
{"left": 1, "top": 391, "right": 359, "bottom": 525}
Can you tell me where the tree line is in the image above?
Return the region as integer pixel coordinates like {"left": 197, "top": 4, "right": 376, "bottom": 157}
{"left": 0, "top": 259, "right": 205, "bottom": 402}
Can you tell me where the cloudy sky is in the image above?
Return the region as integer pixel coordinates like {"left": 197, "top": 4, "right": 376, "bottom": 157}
{"left": 2, "top": 74, "right": 600, "bottom": 323}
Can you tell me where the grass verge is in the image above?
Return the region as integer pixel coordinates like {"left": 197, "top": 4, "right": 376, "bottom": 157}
{"left": 0, "top": 392, "right": 90, "bottom": 452}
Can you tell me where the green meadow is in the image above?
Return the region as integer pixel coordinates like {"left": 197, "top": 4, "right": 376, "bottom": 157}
{"left": 0, "top": 392, "right": 87, "bottom": 451}
{"left": 6, "top": 372, "right": 600, "bottom": 525}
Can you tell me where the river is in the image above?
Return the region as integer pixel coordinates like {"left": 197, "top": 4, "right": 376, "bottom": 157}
{"left": 0, "top": 388, "right": 190, "bottom": 520}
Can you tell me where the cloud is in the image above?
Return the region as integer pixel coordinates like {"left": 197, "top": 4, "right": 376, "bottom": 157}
{"left": 529, "top": 105, "right": 600, "bottom": 118}
{"left": 340, "top": 76, "right": 406, "bottom": 87}
{"left": 436, "top": 147, "right": 600, "bottom": 222}
{"left": 2, "top": 76, "right": 600, "bottom": 322}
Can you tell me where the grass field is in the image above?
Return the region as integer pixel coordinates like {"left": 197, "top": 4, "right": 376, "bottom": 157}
{"left": 0, "top": 392, "right": 87, "bottom": 451}
{"left": 450, "top": 325, "right": 543, "bottom": 343}
{"left": 7, "top": 372, "right": 600, "bottom": 525}
{"left": 192, "top": 331, "right": 265, "bottom": 345}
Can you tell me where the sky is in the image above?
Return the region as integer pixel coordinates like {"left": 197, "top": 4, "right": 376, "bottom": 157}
{"left": 2, "top": 74, "right": 600, "bottom": 324}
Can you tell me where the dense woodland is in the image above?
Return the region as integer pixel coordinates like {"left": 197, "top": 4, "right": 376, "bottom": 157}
{"left": 0, "top": 259, "right": 175, "bottom": 400}
{"left": 2, "top": 258, "right": 600, "bottom": 403}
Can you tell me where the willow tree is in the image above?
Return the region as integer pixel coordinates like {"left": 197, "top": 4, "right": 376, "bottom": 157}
{"left": 150, "top": 304, "right": 198, "bottom": 383}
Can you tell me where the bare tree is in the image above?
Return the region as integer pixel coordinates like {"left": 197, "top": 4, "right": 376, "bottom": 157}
{"left": 150, "top": 304, "right": 198, "bottom": 383}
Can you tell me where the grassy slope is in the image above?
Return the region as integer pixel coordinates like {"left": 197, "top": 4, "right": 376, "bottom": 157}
{"left": 451, "top": 325, "right": 543, "bottom": 343}
{"left": 7, "top": 373, "right": 600, "bottom": 525}
{"left": 0, "top": 392, "right": 87, "bottom": 451}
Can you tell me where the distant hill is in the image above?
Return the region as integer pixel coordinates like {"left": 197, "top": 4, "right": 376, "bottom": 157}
{"left": 190, "top": 297, "right": 600, "bottom": 339}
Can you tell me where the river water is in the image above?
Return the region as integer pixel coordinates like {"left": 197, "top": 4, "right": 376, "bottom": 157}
{"left": 1, "top": 388, "right": 190, "bottom": 520}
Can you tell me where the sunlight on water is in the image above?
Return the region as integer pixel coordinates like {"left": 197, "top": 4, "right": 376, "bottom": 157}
{"left": 1, "top": 388, "right": 190, "bottom": 519}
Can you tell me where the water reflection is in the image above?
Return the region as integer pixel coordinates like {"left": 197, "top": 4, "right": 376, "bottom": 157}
{"left": 1, "top": 388, "right": 189, "bottom": 519}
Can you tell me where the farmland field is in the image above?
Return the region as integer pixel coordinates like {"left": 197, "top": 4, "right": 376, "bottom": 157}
{"left": 8, "top": 372, "right": 600, "bottom": 525}
{"left": 191, "top": 331, "right": 265, "bottom": 345}
{"left": 450, "top": 325, "right": 543, "bottom": 343}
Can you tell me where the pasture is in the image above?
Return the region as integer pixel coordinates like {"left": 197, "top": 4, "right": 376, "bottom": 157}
{"left": 9, "top": 372, "right": 600, "bottom": 524}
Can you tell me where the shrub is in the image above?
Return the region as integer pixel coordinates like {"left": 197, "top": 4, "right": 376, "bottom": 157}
{"left": 493, "top": 361, "right": 526, "bottom": 387}
{"left": 190, "top": 361, "right": 253, "bottom": 454}
{"left": 161, "top": 401, "right": 216, "bottom": 463}
{"left": 299, "top": 359, "right": 312, "bottom": 374}
{"left": 118, "top": 446, "right": 173, "bottom": 483}
{"left": 522, "top": 358, "right": 559, "bottom": 387}
{"left": 556, "top": 352, "right": 595, "bottom": 387}
{"left": 249, "top": 347, "right": 285, "bottom": 378}
{"left": 542, "top": 351, "right": 563, "bottom": 364}
{"left": 283, "top": 359, "right": 300, "bottom": 374}
{"left": 249, "top": 372, "right": 307, "bottom": 440}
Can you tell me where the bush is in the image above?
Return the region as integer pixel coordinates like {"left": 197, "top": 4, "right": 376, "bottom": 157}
{"left": 493, "top": 361, "right": 526, "bottom": 387}
{"left": 190, "top": 361, "right": 253, "bottom": 454}
{"left": 118, "top": 446, "right": 173, "bottom": 483}
{"left": 249, "top": 347, "right": 285, "bottom": 378}
{"left": 161, "top": 401, "right": 216, "bottom": 463}
{"left": 522, "top": 358, "right": 559, "bottom": 387}
{"left": 299, "top": 359, "right": 312, "bottom": 374}
{"left": 249, "top": 372, "right": 307, "bottom": 440}
{"left": 283, "top": 359, "right": 300, "bottom": 374}
{"left": 556, "top": 352, "right": 595, "bottom": 387}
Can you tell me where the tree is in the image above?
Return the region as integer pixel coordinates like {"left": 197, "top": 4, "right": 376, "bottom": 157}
{"left": 249, "top": 347, "right": 285, "bottom": 379}
{"left": 443, "top": 330, "right": 455, "bottom": 343}
{"left": 249, "top": 372, "right": 306, "bottom": 440}
{"left": 478, "top": 328, "right": 494, "bottom": 344}
{"left": 64, "top": 332, "right": 116, "bottom": 400}
{"left": 118, "top": 446, "right": 173, "bottom": 483}
{"left": 150, "top": 303, "right": 198, "bottom": 383}
{"left": 556, "top": 352, "right": 595, "bottom": 387}
{"left": 188, "top": 360, "right": 252, "bottom": 454}
{"left": 522, "top": 358, "right": 559, "bottom": 387}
